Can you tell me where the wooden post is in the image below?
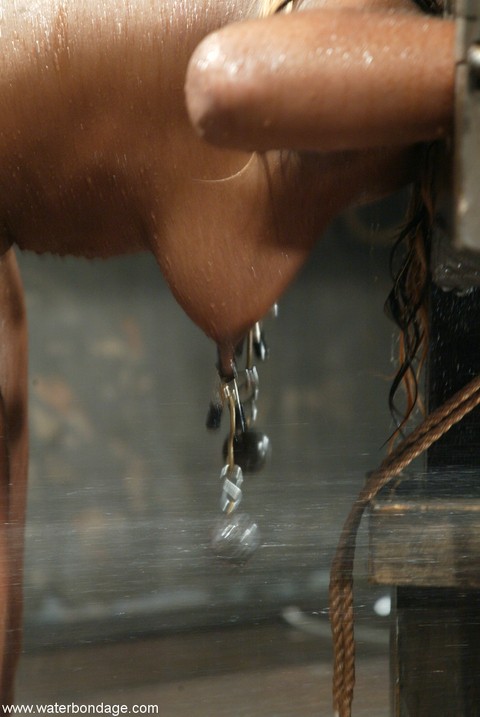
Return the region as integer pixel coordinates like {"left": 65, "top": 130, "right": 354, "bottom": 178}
{"left": 369, "top": 285, "right": 480, "bottom": 715}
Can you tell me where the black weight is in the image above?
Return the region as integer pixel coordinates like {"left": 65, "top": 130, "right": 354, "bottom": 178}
{"left": 222, "top": 430, "right": 270, "bottom": 473}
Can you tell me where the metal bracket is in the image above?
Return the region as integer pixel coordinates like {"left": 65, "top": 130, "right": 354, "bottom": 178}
{"left": 453, "top": 0, "right": 480, "bottom": 251}
{"left": 432, "top": 0, "right": 480, "bottom": 289}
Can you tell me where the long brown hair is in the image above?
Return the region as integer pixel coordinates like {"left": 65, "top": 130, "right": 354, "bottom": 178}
{"left": 386, "top": 0, "right": 445, "bottom": 438}
{"left": 385, "top": 146, "right": 437, "bottom": 437}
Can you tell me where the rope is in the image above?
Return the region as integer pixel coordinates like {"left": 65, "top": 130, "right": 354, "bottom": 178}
{"left": 329, "top": 373, "right": 480, "bottom": 717}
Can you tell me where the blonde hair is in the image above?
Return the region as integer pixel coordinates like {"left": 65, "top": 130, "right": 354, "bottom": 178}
{"left": 258, "top": 0, "right": 295, "bottom": 17}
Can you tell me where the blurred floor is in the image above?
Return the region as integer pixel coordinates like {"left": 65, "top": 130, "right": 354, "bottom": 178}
{"left": 17, "top": 622, "right": 389, "bottom": 716}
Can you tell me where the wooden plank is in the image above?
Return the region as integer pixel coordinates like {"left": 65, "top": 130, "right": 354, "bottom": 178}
{"left": 369, "top": 476, "right": 480, "bottom": 588}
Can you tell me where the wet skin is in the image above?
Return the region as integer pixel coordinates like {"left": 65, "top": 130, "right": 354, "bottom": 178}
{"left": 0, "top": 0, "right": 454, "bottom": 700}
{"left": 0, "top": 0, "right": 454, "bottom": 366}
{"left": 186, "top": 5, "right": 454, "bottom": 153}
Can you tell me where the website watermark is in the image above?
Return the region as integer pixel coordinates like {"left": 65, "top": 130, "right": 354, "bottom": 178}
{"left": 3, "top": 704, "right": 159, "bottom": 716}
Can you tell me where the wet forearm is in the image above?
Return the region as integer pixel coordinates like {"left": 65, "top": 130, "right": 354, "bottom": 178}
{"left": 186, "top": 6, "right": 454, "bottom": 152}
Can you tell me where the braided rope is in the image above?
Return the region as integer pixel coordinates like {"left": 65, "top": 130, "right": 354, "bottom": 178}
{"left": 329, "top": 373, "right": 480, "bottom": 717}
